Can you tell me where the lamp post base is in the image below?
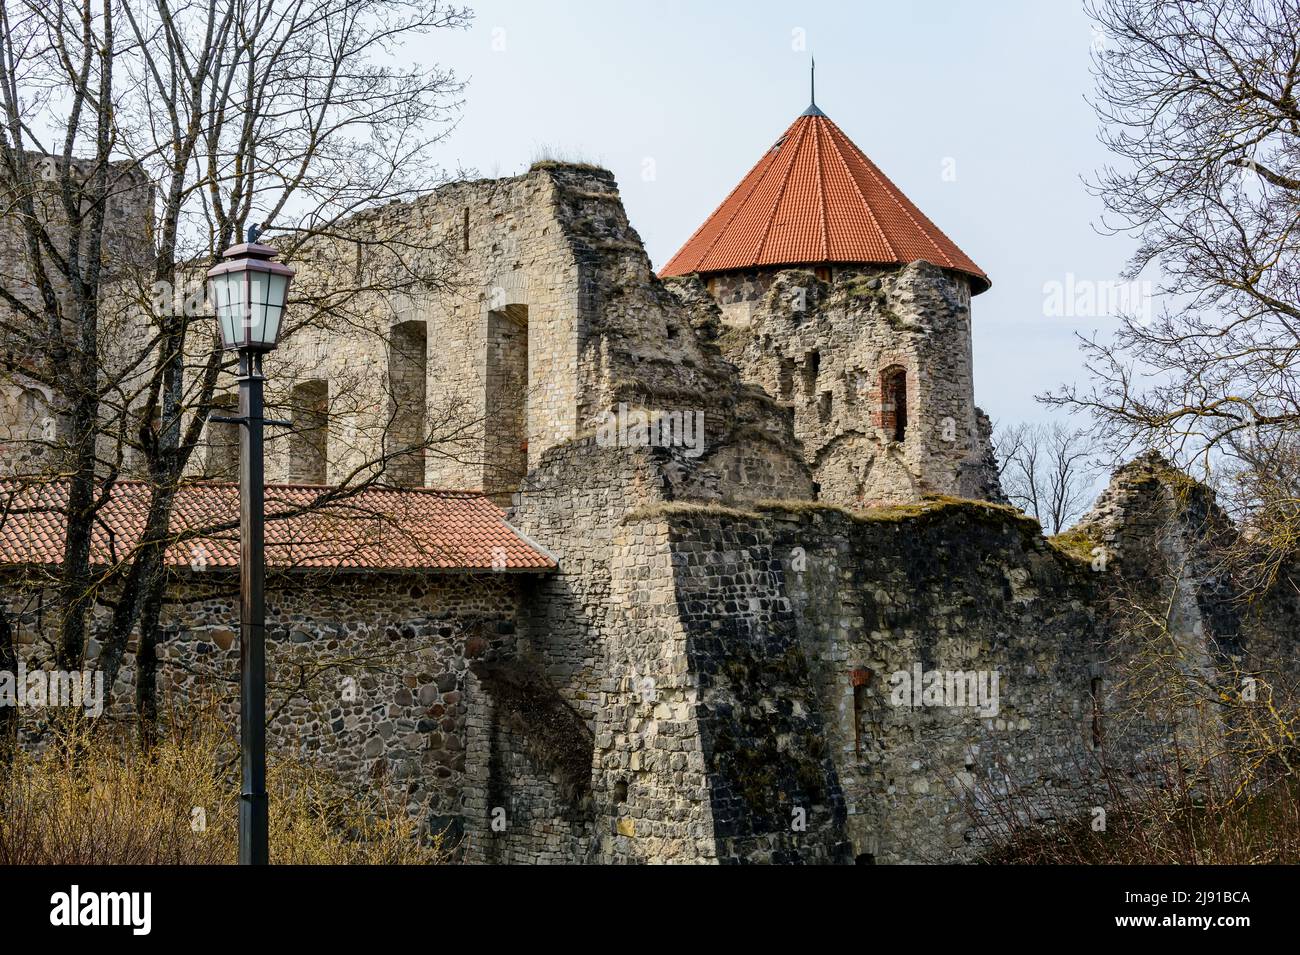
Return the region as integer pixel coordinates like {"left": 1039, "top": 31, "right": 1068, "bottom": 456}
{"left": 239, "top": 792, "right": 269, "bottom": 865}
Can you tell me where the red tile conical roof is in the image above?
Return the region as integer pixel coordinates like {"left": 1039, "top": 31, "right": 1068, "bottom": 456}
{"left": 660, "top": 108, "right": 989, "bottom": 293}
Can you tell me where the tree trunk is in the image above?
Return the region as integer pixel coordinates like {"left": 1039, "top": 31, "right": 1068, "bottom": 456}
{"left": 0, "top": 608, "right": 17, "bottom": 764}
{"left": 55, "top": 408, "right": 99, "bottom": 671}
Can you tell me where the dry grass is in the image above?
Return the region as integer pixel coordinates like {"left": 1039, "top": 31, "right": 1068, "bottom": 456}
{"left": 971, "top": 617, "right": 1300, "bottom": 864}
{"left": 0, "top": 704, "right": 445, "bottom": 865}
{"left": 976, "top": 747, "right": 1300, "bottom": 865}
{"left": 1047, "top": 524, "right": 1101, "bottom": 564}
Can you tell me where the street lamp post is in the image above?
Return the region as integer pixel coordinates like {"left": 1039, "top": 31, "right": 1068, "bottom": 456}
{"left": 208, "top": 231, "right": 295, "bottom": 865}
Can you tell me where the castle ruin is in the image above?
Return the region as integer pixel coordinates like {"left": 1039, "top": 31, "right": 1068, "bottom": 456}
{"left": 2, "top": 100, "right": 1297, "bottom": 864}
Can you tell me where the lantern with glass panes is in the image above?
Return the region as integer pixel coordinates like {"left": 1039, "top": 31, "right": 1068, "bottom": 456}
{"left": 207, "top": 241, "right": 295, "bottom": 351}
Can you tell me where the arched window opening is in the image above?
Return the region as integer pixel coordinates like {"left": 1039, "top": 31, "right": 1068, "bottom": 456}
{"left": 880, "top": 366, "right": 907, "bottom": 442}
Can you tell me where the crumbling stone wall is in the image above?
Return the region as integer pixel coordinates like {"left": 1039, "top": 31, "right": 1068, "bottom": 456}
{"left": 212, "top": 160, "right": 821, "bottom": 505}
{"left": 668, "top": 263, "right": 1004, "bottom": 507}
{"left": 8, "top": 153, "right": 1299, "bottom": 868}
{"left": 252, "top": 167, "right": 592, "bottom": 493}
{"left": 639, "top": 500, "right": 1106, "bottom": 863}
{"left": 462, "top": 655, "right": 596, "bottom": 864}
{"left": 654, "top": 507, "right": 853, "bottom": 863}
{"left": 473, "top": 437, "right": 811, "bottom": 864}
{"left": 1071, "top": 453, "right": 1300, "bottom": 772}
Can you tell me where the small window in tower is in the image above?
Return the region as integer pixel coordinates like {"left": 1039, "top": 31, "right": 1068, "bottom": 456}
{"left": 851, "top": 668, "right": 873, "bottom": 756}
{"left": 462, "top": 207, "right": 470, "bottom": 252}
{"left": 814, "top": 266, "right": 831, "bottom": 283}
{"left": 880, "top": 365, "right": 908, "bottom": 442}
{"left": 613, "top": 778, "right": 628, "bottom": 805}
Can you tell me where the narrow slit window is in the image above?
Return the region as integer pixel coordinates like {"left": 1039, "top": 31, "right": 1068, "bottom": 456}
{"left": 851, "top": 668, "right": 873, "bottom": 756}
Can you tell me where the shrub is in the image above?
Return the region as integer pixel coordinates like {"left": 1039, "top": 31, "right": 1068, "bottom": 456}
{"left": 0, "top": 702, "right": 445, "bottom": 865}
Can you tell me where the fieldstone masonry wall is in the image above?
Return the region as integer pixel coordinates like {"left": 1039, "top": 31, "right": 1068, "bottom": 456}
{"left": 4, "top": 569, "right": 524, "bottom": 842}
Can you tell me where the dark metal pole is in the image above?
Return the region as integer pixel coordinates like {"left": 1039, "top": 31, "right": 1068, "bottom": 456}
{"left": 237, "top": 349, "right": 268, "bottom": 865}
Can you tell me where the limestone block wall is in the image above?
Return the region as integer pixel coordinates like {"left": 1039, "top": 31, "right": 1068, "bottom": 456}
{"left": 592, "top": 515, "right": 723, "bottom": 862}
{"left": 462, "top": 654, "right": 596, "bottom": 864}
{"left": 672, "top": 263, "right": 1003, "bottom": 507}
{"left": 0, "top": 373, "right": 57, "bottom": 476}
{"left": 0, "top": 156, "right": 153, "bottom": 316}
{"left": 238, "top": 157, "right": 793, "bottom": 501}
{"left": 482, "top": 419, "right": 813, "bottom": 862}
{"left": 192, "top": 166, "right": 593, "bottom": 495}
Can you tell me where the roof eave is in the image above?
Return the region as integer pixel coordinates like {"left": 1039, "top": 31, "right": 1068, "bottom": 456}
{"left": 662, "top": 259, "right": 991, "bottom": 295}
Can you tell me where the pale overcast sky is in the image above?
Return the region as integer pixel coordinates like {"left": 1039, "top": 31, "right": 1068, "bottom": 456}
{"left": 419, "top": 0, "right": 1138, "bottom": 432}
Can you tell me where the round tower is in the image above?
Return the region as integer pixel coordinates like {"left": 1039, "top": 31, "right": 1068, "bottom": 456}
{"left": 660, "top": 88, "right": 999, "bottom": 507}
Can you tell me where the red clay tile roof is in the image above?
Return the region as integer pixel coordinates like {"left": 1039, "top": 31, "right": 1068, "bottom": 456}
{"left": 0, "top": 480, "right": 556, "bottom": 573}
{"left": 660, "top": 110, "right": 989, "bottom": 293}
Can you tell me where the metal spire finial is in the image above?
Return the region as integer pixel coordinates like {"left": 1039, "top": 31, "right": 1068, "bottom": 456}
{"left": 801, "top": 57, "right": 826, "bottom": 117}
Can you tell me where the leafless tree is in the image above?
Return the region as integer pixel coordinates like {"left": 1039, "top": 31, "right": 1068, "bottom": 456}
{"left": 0, "top": 0, "right": 473, "bottom": 740}
{"left": 1045, "top": 0, "right": 1300, "bottom": 579}
{"left": 994, "top": 421, "right": 1095, "bottom": 534}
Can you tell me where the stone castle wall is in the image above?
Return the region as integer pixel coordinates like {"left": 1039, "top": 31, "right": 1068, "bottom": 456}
{"left": 6, "top": 154, "right": 1299, "bottom": 867}
{"left": 652, "top": 501, "right": 1106, "bottom": 863}
{"left": 249, "top": 167, "right": 592, "bottom": 494}
{"left": 0, "top": 157, "right": 154, "bottom": 477}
